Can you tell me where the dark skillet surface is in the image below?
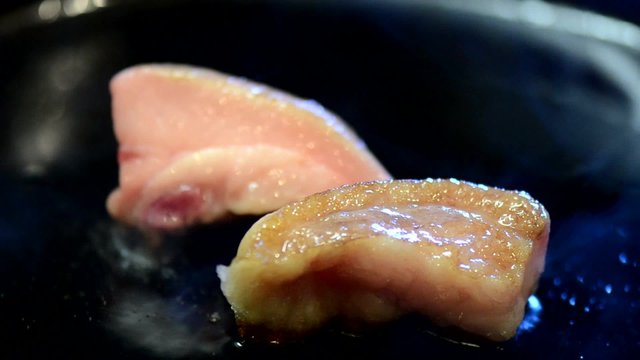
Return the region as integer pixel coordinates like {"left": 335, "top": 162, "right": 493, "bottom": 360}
{"left": 1, "top": 0, "right": 639, "bottom": 358}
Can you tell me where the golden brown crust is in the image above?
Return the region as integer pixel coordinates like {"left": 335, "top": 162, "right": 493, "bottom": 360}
{"left": 238, "top": 178, "right": 548, "bottom": 259}
{"left": 222, "top": 178, "right": 550, "bottom": 342}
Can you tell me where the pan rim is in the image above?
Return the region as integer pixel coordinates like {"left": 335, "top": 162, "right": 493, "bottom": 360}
{"left": 1, "top": 0, "right": 640, "bottom": 55}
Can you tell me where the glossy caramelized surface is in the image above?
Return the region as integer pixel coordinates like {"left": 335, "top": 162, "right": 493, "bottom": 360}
{"left": 222, "top": 179, "right": 550, "bottom": 341}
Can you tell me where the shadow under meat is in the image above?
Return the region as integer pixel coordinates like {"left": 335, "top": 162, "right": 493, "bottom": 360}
{"left": 89, "top": 218, "right": 258, "bottom": 358}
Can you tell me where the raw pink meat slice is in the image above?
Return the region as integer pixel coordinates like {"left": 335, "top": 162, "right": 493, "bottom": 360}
{"left": 106, "top": 64, "right": 390, "bottom": 230}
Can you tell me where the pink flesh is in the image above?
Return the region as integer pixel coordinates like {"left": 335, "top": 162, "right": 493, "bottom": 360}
{"left": 143, "top": 187, "right": 203, "bottom": 230}
{"left": 107, "top": 64, "right": 390, "bottom": 229}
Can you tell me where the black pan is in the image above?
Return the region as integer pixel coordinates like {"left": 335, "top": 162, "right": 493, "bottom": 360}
{"left": 1, "top": 0, "right": 639, "bottom": 358}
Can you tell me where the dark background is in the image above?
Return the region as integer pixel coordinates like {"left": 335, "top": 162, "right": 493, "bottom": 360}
{"left": 1, "top": 0, "right": 640, "bottom": 25}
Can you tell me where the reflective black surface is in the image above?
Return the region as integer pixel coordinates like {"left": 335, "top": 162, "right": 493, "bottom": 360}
{"left": 1, "top": 0, "right": 639, "bottom": 358}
